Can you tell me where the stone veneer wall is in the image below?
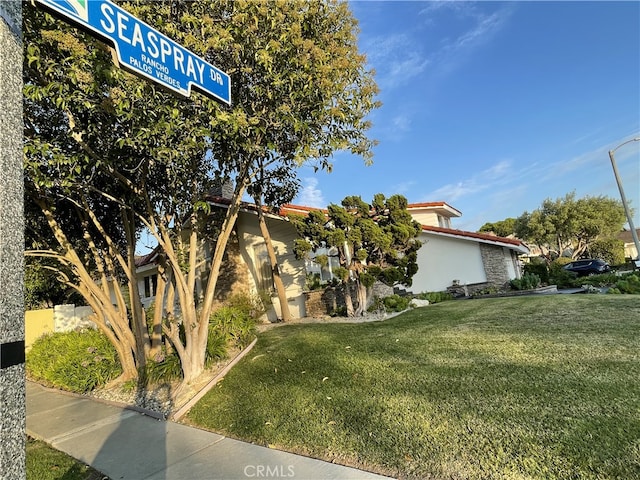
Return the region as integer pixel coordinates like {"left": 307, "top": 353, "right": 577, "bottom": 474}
{"left": 479, "top": 243, "right": 510, "bottom": 287}
{"left": 304, "top": 281, "right": 393, "bottom": 318}
{"left": 212, "top": 230, "right": 251, "bottom": 304}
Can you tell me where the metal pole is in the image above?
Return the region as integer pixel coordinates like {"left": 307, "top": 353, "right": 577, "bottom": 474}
{"left": 609, "top": 138, "right": 640, "bottom": 265}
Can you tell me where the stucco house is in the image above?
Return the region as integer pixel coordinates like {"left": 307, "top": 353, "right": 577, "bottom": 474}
{"left": 407, "top": 202, "right": 529, "bottom": 294}
{"left": 134, "top": 196, "right": 528, "bottom": 319}
{"left": 618, "top": 228, "right": 640, "bottom": 261}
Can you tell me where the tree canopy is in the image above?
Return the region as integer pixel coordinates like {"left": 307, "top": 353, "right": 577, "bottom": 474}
{"left": 23, "top": 0, "right": 380, "bottom": 384}
{"left": 478, "top": 218, "right": 516, "bottom": 237}
{"left": 290, "top": 194, "right": 422, "bottom": 316}
{"left": 514, "top": 192, "right": 627, "bottom": 260}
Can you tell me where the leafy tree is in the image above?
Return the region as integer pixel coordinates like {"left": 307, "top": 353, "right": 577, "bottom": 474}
{"left": 588, "top": 238, "right": 626, "bottom": 266}
{"left": 478, "top": 218, "right": 516, "bottom": 237}
{"left": 290, "top": 194, "right": 422, "bottom": 316}
{"left": 23, "top": 1, "right": 379, "bottom": 385}
{"left": 514, "top": 192, "right": 627, "bottom": 261}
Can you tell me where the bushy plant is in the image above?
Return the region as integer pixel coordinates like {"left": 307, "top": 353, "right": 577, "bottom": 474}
{"left": 415, "top": 291, "right": 454, "bottom": 304}
{"left": 210, "top": 297, "right": 257, "bottom": 350}
{"left": 608, "top": 273, "right": 640, "bottom": 294}
{"left": 579, "top": 273, "right": 619, "bottom": 287}
{"left": 510, "top": 273, "right": 541, "bottom": 291}
{"left": 27, "top": 329, "right": 121, "bottom": 393}
{"left": 388, "top": 295, "right": 408, "bottom": 312}
{"left": 305, "top": 273, "right": 323, "bottom": 291}
{"left": 523, "top": 261, "right": 549, "bottom": 284}
{"left": 144, "top": 348, "right": 182, "bottom": 383}
{"left": 548, "top": 260, "right": 578, "bottom": 288}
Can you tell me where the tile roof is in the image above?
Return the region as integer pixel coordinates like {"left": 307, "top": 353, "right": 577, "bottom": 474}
{"left": 206, "top": 198, "right": 528, "bottom": 252}
{"left": 618, "top": 229, "right": 640, "bottom": 243}
{"left": 422, "top": 225, "right": 529, "bottom": 252}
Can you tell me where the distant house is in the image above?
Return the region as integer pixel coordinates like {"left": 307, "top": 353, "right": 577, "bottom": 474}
{"left": 134, "top": 196, "right": 528, "bottom": 319}
{"left": 617, "top": 228, "right": 640, "bottom": 260}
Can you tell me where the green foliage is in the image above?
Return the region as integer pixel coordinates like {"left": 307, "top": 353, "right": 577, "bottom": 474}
{"left": 510, "top": 273, "right": 541, "bottom": 291}
{"left": 290, "top": 194, "right": 422, "bottom": 317}
{"left": 24, "top": 0, "right": 379, "bottom": 382}
{"left": 515, "top": 192, "right": 626, "bottom": 260}
{"left": 588, "top": 238, "right": 626, "bottom": 266}
{"left": 305, "top": 273, "right": 323, "bottom": 291}
{"left": 478, "top": 218, "right": 516, "bottom": 237}
{"left": 27, "top": 329, "right": 121, "bottom": 393}
{"left": 24, "top": 260, "right": 81, "bottom": 309}
{"left": 369, "top": 294, "right": 411, "bottom": 313}
{"left": 548, "top": 260, "right": 578, "bottom": 288}
{"left": 332, "top": 266, "right": 350, "bottom": 283}
{"left": 607, "top": 273, "right": 640, "bottom": 294}
{"left": 210, "top": 293, "right": 259, "bottom": 350}
{"left": 523, "top": 262, "right": 549, "bottom": 284}
{"left": 144, "top": 348, "right": 182, "bottom": 383}
{"left": 415, "top": 291, "right": 454, "bottom": 304}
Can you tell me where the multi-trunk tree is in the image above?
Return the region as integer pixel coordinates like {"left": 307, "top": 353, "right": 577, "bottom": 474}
{"left": 290, "top": 194, "right": 422, "bottom": 316}
{"left": 24, "top": 0, "right": 379, "bottom": 387}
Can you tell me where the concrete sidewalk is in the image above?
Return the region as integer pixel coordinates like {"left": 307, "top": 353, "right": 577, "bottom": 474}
{"left": 27, "top": 381, "right": 393, "bottom": 480}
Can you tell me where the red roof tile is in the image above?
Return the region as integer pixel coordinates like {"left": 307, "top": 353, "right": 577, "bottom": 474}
{"left": 422, "top": 224, "right": 526, "bottom": 248}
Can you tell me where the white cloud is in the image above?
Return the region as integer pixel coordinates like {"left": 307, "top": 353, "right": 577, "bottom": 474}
{"left": 426, "top": 159, "right": 514, "bottom": 202}
{"left": 364, "top": 34, "right": 429, "bottom": 90}
{"left": 424, "top": 4, "right": 514, "bottom": 78}
{"left": 297, "top": 177, "right": 326, "bottom": 208}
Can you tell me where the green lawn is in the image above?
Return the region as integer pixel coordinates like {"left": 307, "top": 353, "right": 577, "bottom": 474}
{"left": 186, "top": 295, "right": 640, "bottom": 480}
{"left": 27, "top": 437, "right": 107, "bottom": 480}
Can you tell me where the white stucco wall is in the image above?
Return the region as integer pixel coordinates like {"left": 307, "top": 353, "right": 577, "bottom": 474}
{"left": 411, "top": 233, "right": 487, "bottom": 293}
{"left": 236, "top": 212, "right": 307, "bottom": 319}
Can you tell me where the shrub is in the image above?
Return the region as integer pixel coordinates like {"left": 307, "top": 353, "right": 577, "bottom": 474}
{"left": 210, "top": 305, "right": 256, "bottom": 350}
{"left": 145, "top": 348, "right": 182, "bottom": 383}
{"left": 27, "top": 329, "right": 121, "bottom": 393}
{"left": 548, "top": 260, "right": 578, "bottom": 288}
{"left": 368, "top": 294, "right": 411, "bottom": 313}
{"left": 608, "top": 273, "right": 640, "bottom": 294}
{"left": 415, "top": 291, "right": 453, "bottom": 304}
{"left": 510, "top": 273, "right": 541, "bottom": 291}
{"left": 389, "top": 294, "right": 411, "bottom": 312}
{"left": 523, "top": 262, "right": 549, "bottom": 284}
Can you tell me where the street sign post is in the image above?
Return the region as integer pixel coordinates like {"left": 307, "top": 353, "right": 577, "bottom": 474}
{"left": 35, "top": 0, "right": 231, "bottom": 105}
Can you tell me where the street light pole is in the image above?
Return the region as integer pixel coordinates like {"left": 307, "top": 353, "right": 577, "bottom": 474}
{"left": 609, "top": 138, "right": 640, "bottom": 265}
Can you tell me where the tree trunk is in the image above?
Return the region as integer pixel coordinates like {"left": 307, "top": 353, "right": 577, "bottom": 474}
{"left": 254, "top": 196, "right": 292, "bottom": 321}
{"left": 343, "top": 280, "right": 355, "bottom": 317}
{"left": 354, "top": 281, "right": 368, "bottom": 316}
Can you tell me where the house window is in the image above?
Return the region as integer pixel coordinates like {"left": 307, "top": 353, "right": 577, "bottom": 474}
{"left": 143, "top": 274, "right": 157, "bottom": 298}
{"left": 306, "top": 246, "right": 341, "bottom": 284}
{"left": 437, "top": 215, "right": 451, "bottom": 228}
{"left": 253, "top": 244, "right": 274, "bottom": 293}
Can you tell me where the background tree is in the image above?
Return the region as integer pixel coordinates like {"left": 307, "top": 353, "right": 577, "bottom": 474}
{"left": 478, "top": 218, "right": 516, "bottom": 237}
{"left": 290, "top": 194, "right": 422, "bottom": 316}
{"left": 24, "top": 0, "right": 379, "bottom": 386}
{"left": 588, "top": 238, "right": 626, "bottom": 266}
{"left": 514, "top": 192, "right": 627, "bottom": 261}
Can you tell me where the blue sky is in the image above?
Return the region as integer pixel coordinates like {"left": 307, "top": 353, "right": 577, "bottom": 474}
{"left": 292, "top": 1, "right": 640, "bottom": 232}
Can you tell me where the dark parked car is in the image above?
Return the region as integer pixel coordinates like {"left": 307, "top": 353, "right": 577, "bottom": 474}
{"left": 562, "top": 259, "right": 611, "bottom": 276}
